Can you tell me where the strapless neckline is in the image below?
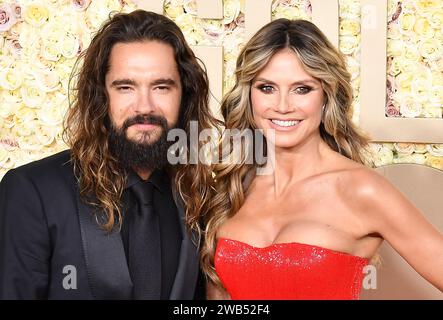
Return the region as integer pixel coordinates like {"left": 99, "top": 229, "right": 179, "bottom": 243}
{"left": 215, "top": 237, "right": 369, "bottom": 299}
{"left": 217, "top": 237, "right": 368, "bottom": 261}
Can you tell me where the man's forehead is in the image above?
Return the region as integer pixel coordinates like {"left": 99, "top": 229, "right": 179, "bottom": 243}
{"left": 106, "top": 41, "right": 180, "bottom": 78}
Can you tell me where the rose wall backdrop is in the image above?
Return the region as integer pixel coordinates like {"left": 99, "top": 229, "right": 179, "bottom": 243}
{"left": 0, "top": 0, "right": 442, "bottom": 180}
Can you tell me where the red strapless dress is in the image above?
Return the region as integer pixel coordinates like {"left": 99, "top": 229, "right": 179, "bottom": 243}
{"left": 215, "top": 238, "right": 368, "bottom": 300}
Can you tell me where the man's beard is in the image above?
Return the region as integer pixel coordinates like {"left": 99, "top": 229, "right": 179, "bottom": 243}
{"left": 108, "top": 114, "right": 174, "bottom": 172}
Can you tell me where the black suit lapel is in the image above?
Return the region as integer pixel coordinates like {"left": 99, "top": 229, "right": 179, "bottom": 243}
{"left": 76, "top": 194, "right": 133, "bottom": 300}
{"left": 169, "top": 187, "right": 199, "bottom": 300}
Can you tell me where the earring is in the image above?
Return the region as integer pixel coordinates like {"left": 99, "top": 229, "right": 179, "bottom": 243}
{"left": 321, "top": 104, "right": 326, "bottom": 122}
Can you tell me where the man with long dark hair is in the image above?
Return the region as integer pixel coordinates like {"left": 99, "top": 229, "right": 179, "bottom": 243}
{"left": 0, "top": 10, "right": 218, "bottom": 299}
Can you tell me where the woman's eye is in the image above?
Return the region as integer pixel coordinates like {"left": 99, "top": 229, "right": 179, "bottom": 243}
{"left": 294, "top": 86, "right": 312, "bottom": 94}
{"left": 258, "top": 85, "right": 274, "bottom": 94}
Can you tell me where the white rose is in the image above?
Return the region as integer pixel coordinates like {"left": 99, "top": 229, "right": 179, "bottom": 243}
{"left": 35, "top": 124, "right": 57, "bottom": 146}
{"left": 414, "top": 144, "right": 428, "bottom": 154}
{"left": 373, "top": 145, "right": 394, "bottom": 167}
{"left": 428, "top": 86, "right": 443, "bottom": 107}
{"left": 0, "top": 148, "right": 15, "bottom": 169}
{"left": 13, "top": 107, "right": 37, "bottom": 126}
{"left": 165, "top": 4, "right": 184, "bottom": 19}
{"left": 59, "top": 33, "right": 80, "bottom": 59}
{"left": 345, "top": 56, "right": 360, "bottom": 80}
{"left": 0, "top": 54, "right": 14, "bottom": 69}
{"left": 201, "top": 20, "right": 224, "bottom": 45}
{"left": 23, "top": 2, "right": 49, "bottom": 27}
{"left": 86, "top": 0, "right": 122, "bottom": 30}
{"left": 425, "top": 154, "right": 443, "bottom": 170}
{"left": 415, "top": 0, "right": 441, "bottom": 12}
{"left": 395, "top": 71, "right": 413, "bottom": 92}
{"left": 4, "top": 85, "right": 22, "bottom": 100}
{"left": 399, "top": 13, "right": 415, "bottom": 33}
{"left": 419, "top": 38, "right": 442, "bottom": 61}
{"left": 18, "top": 24, "right": 41, "bottom": 51}
{"left": 175, "top": 14, "right": 204, "bottom": 45}
{"left": 0, "top": 147, "right": 8, "bottom": 164}
{"left": 426, "top": 144, "right": 443, "bottom": 157}
{"left": 17, "top": 135, "right": 42, "bottom": 151}
{"left": 429, "top": 58, "right": 443, "bottom": 74}
{"left": 411, "top": 77, "right": 432, "bottom": 103}
{"left": 414, "top": 17, "right": 435, "bottom": 39}
{"left": 41, "top": 41, "right": 61, "bottom": 62}
{"left": 422, "top": 105, "right": 442, "bottom": 118}
{"left": 394, "top": 143, "right": 414, "bottom": 156}
{"left": 20, "top": 82, "right": 47, "bottom": 108}
{"left": 32, "top": 68, "right": 61, "bottom": 93}
{"left": 428, "top": 10, "right": 443, "bottom": 29}
{"left": 404, "top": 45, "right": 421, "bottom": 62}
{"left": 340, "top": 0, "right": 360, "bottom": 19}
{"left": 387, "top": 23, "right": 401, "bottom": 40}
{"left": 0, "top": 67, "right": 23, "bottom": 90}
{"left": 387, "top": 39, "right": 403, "bottom": 57}
{"left": 339, "top": 35, "right": 360, "bottom": 55}
{"left": 273, "top": 5, "right": 302, "bottom": 20}
{"left": 388, "top": 57, "right": 401, "bottom": 76}
{"left": 399, "top": 154, "right": 427, "bottom": 164}
{"left": 398, "top": 58, "right": 421, "bottom": 74}
{"left": 340, "top": 19, "right": 360, "bottom": 36}
{"left": 38, "top": 104, "right": 65, "bottom": 127}
{"left": 401, "top": 0, "right": 417, "bottom": 13}
{"left": 399, "top": 94, "right": 423, "bottom": 118}
{"left": 183, "top": 0, "right": 197, "bottom": 15}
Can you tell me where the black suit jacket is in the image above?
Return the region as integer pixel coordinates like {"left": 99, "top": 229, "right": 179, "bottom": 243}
{"left": 0, "top": 150, "right": 199, "bottom": 299}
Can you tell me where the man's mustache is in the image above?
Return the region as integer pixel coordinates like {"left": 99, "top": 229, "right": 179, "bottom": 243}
{"left": 122, "top": 114, "right": 168, "bottom": 131}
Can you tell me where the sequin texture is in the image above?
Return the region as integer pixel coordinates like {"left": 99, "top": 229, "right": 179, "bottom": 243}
{"left": 215, "top": 238, "right": 368, "bottom": 300}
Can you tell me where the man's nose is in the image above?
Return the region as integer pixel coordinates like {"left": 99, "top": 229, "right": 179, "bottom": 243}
{"left": 134, "top": 90, "right": 156, "bottom": 113}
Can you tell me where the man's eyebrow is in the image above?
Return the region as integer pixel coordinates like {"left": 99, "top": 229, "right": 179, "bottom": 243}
{"left": 109, "top": 78, "right": 178, "bottom": 87}
{"left": 151, "top": 78, "right": 177, "bottom": 86}
{"left": 110, "top": 79, "right": 137, "bottom": 87}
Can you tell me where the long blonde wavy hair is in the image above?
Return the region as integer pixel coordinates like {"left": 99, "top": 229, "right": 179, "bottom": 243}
{"left": 64, "top": 10, "right": 221, "bottom": 232}
{"left": 191, "top": 19, "right": 371, "bottom": 286}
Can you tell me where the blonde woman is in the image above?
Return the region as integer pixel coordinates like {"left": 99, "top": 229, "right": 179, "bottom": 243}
{"left": 186, "top": 19, "right": 443, "bottom": 299}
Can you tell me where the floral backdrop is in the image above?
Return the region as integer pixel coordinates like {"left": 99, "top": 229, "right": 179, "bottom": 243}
{"left": 0, "top": 0, "right": 442, "bottom": 180}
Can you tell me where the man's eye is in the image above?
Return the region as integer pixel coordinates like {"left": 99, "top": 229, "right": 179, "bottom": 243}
{"left": 155, "top": 86, "right": 170, "bottom": 91}
{"left": 258, "top": 85, "right": 274, "bottom": 94}
{"left": 294, "top": 86, "right": 312, "bottom": 94}
{"left": 117, "top": 86, "right": 131, "bottom": 91}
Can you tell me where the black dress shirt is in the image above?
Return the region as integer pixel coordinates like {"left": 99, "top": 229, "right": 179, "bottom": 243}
{"left": 121, "top": 169, "right": 181, "bottom": 299}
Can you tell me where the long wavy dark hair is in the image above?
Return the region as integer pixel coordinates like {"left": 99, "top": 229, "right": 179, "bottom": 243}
{"left": 64, "top": 10, "right": 220, "bottom": 232}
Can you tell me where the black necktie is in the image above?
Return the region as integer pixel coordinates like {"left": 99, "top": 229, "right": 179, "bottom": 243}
{"left": 128, "top": 180, "right": 161, "bottom": 299}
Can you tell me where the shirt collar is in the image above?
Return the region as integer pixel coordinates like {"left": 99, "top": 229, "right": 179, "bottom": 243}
{"left": 124, "top": 169, "right": 170, "bottom": 194}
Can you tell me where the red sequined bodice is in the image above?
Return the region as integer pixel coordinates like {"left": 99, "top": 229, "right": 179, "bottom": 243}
{"left": 215, "top": 238, "right": 368, "bottom": 300}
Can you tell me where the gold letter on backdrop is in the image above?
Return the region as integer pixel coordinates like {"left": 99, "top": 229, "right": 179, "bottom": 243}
{"left": 245, "top": 0, "right": 338, "bottom": 46}
{"left": 196, "top": 0, "right": 223, "bottom": 19}
{"left": 360, "top": 0, "right": 443, "bottom": 143}
{"left": 244, "top": 0, "right": 273, "bottom": 40}
{"left": 132, "top": 0, "right": 164, "bottom": 13}
{"left": 310, "top": 0, "right": 339, "bottom": 47}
